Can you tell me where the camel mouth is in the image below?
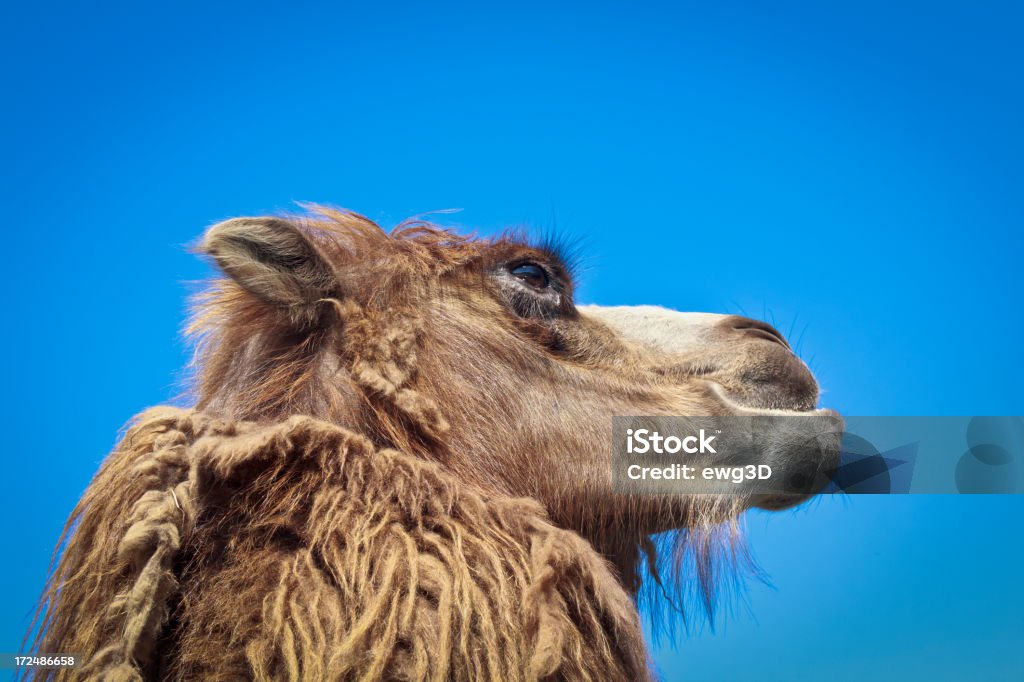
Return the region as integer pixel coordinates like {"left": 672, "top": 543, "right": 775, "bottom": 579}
{"left": 698, "top": 381, "right": 843, "bottom": 511}
{"left": 706, "top": 380, "right": 833, "bottom": 417}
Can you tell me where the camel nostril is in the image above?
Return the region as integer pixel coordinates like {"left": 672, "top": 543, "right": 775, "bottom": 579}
{"left": 727, "top": 317, "right": 791, "bottom": 349}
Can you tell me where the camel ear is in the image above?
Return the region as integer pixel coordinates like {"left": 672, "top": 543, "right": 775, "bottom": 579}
{"left": 200, "top": 217, "right": 336, "bottom": 306}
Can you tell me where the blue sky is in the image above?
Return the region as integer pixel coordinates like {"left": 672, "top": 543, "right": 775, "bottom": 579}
{"left": 2, "top": 1, "right": 1021, "bottom": 679}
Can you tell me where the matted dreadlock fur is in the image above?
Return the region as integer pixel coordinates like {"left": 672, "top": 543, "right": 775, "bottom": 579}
{"left": 30, "top": 205, "right": 829, "bottom": 680}
{"left": 34, "top": 407, "right": 649, "bottom": 680}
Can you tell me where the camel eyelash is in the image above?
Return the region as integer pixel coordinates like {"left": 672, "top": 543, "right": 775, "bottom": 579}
{"left": 491, "top": 228, "right": 582, "bottom": 286}
{"left": 534, "top": 232, "right": 584, "bottom": 281}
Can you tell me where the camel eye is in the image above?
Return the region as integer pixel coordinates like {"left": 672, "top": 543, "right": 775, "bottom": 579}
{"left": 509, "top": 263, "right": 550, "bottom": 289}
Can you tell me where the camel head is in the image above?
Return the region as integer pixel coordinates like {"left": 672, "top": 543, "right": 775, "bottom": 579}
{"left": 195, "top": 206, "right": 838, "bottom": 611}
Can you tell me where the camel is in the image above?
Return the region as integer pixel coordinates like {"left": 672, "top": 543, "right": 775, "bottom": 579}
{"left": 32, "top": 206, "right": 839, "bottom": 681}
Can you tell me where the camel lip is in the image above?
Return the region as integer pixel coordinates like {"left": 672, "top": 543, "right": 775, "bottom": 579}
{"left": 704, "top": 381, "right": 838, "bottom": 418}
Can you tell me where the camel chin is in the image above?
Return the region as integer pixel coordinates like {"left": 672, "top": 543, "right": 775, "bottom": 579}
{"left": 705, "top": 383, "right": 843, "bottom": 511}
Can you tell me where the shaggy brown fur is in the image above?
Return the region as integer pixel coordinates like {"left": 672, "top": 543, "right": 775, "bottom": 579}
{"left": 37, "top": 407, "right": 648, "bottom": 680}
{"left": 31, "top": 206, "right": 826, "bottom": 680}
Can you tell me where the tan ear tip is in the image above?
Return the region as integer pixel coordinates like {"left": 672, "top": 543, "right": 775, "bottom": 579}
{"left": 198, "top": 216, "right": 293, "bottom": 255}
{"left": 198, "top": 217, "right": 247, "bottom": 255}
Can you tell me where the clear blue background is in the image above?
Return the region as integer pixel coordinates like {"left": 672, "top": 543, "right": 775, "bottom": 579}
{"left": 2, "top": 1, "right": 1022, "bottom": 679}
